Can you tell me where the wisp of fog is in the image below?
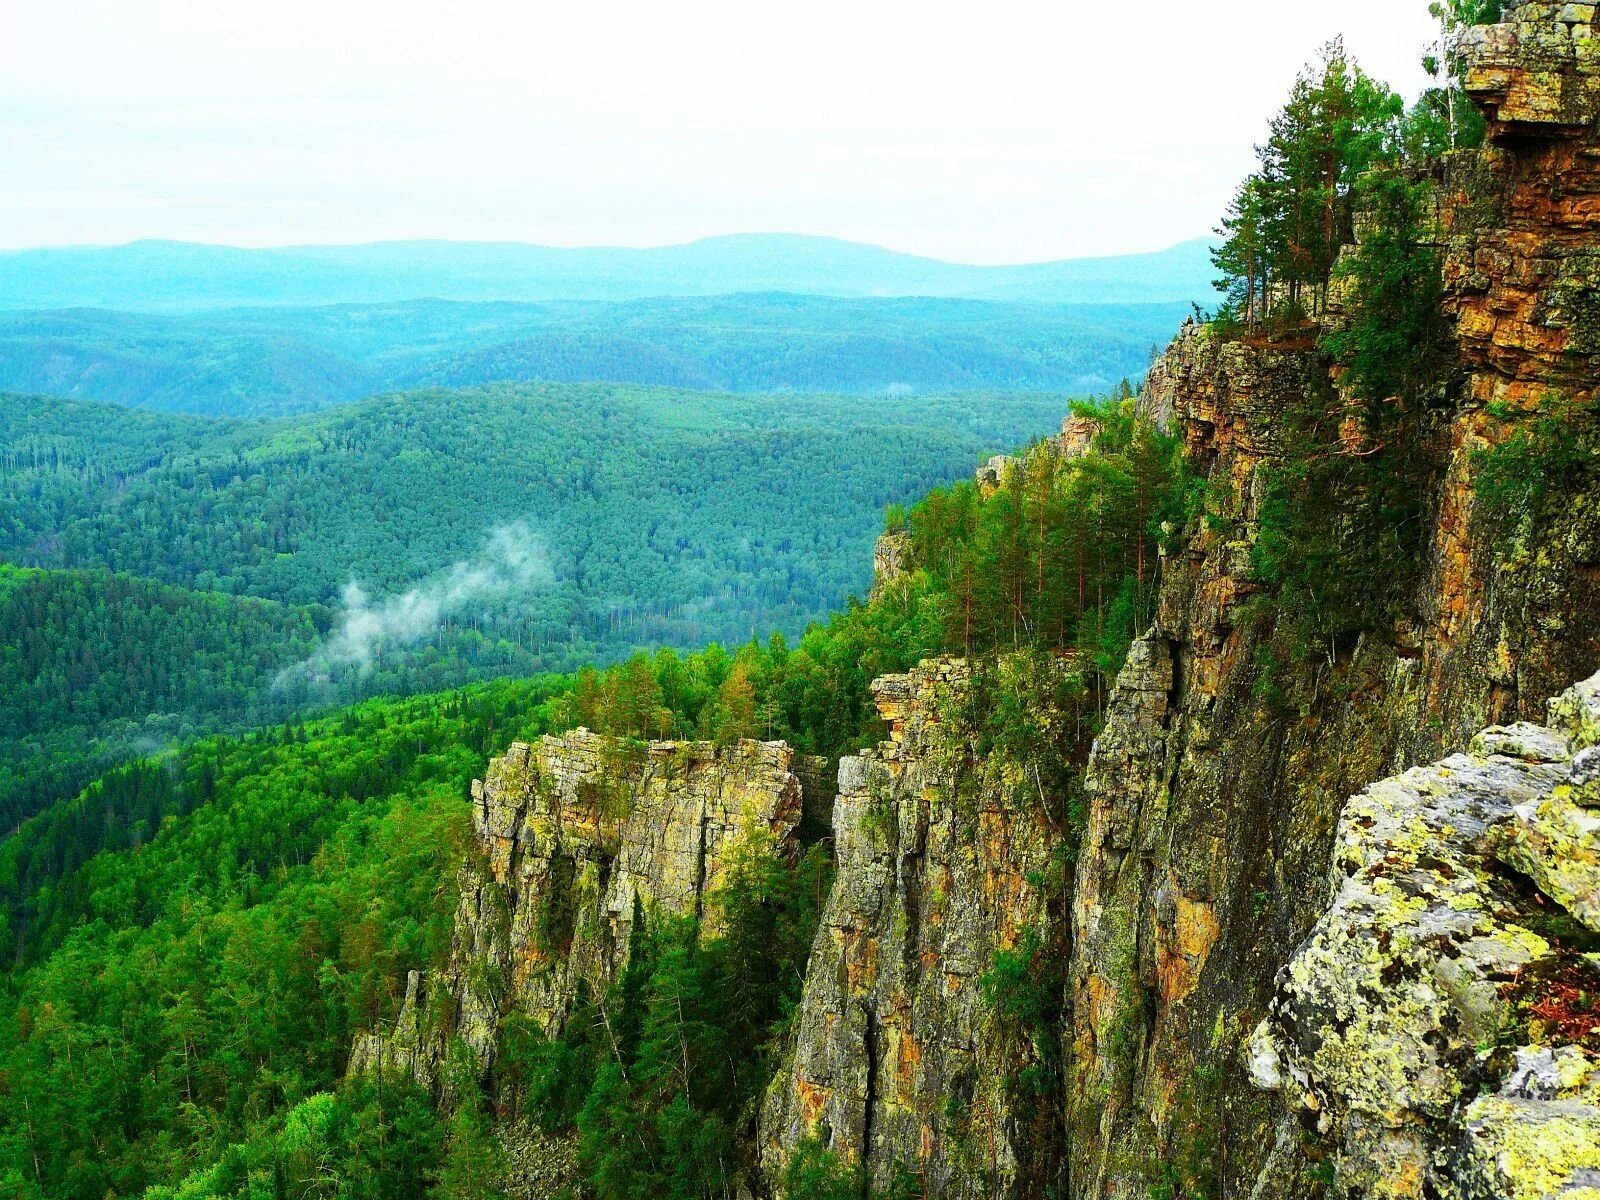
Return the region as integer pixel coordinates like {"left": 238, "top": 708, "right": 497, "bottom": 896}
{"left": 275, "top": 522, "right": 552, "bottom": 688}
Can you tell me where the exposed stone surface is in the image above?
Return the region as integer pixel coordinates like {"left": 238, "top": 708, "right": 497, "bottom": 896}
{"left": 499, "top": 1126, "right": 581, "bottom": 1200}
{"left": 793, "top": 751, "right": 840, "bottom": 837}
{"left": 1455, "top": 1055, "right": 1600, "bottom": 1200}
{"left": 872, "top": 530, "right": 914, "bottom": 598}
{"left": 1463, "top": 2, "right": 1600, "bottom": 136}
{"left": 762, "top": 656, "right": 1075, "bottom": 1198}
{"left": 349, "top": 13, "right": 1600, "bottom": 1198}
{"left": 348, "top": 969, "right": 440, "bottom": 1088}
{"left": 352, "top": 730, "right": 803, "bottom": 1083}
{"left": 1067, "top": 324, "right": 1387, "bottom": 1200}
{"left": 1494, "top": 780, "right": 1600, "bottom": 934}
{"left": 1251, "top": 672, "right": 1600, "bottom": 1200}
{"left": 1063, "top": 6, "right": 1600, "bottom": 1196}
{"left": 453, "top": 732, "right": 802, "bottom": 1059}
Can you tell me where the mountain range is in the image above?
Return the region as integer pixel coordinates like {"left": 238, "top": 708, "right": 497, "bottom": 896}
{"left": 0, "top": 233, "right": 1218, "bottom": 311}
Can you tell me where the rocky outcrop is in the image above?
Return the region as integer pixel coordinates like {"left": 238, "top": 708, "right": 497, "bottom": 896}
{"left": 351, "top": 15, "right": 1600, "bottom": 1200}
{"left": 761, "top": 656, "right": 1077, "bottom": 1198}
{"left": 1463, "top": 3, "right": 1600, "bottom": 138}
{"left": 1066, "top": 326, "right": 1377, "bottom": 1200}
{"left": 352, "top": 730, "right": 804, "bottom": 1083}
{"left": 976, "top": 413, "right": 1103, "bottom": 495}
{"left": 1064, "top": 6, "right": 1600, "bottom": 1196}
{"left": 349, "top": 969, "right": 440, "bottom": 1087}
{"left": 873, "top": 530, "right": 914, "bottom": 597}
{"left": 1251, "top": 671, "right": 1600, "bottom": 1200}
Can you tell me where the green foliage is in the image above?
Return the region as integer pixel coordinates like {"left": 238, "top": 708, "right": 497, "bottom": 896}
{"left": 502, "top": 839, "right": 832, "bottom": 1200}
{"left": 1472, "top": 395, "right": 1596, "bottom": 535}
{"left": 977, "top": 922, "right": 1069, "bottom": 1197}
{"left": 1323, "top": 171, "right": 1448, "bottom": 410}
{"left": 1144, "top": 1071, "right": 1221, "bottom": 1200}
{"left": 138, "top": 1079, "right": 447, "bottom": 1200}
{"left": 1212, "top": 41, "right": 1407, "bottom": 326}
{"left": 0, "top": 378, "right": 1186, "bottom": 1200}
{"left": 1412, "top": 0, "right": 1503, "bottom": 155}
{"left": 779, "top": 1138, "right": 869, "bottom": 1200}
{"left": 1248, "top": 410, "right": 1436, "bottom": 686}
{"left": 1, "top": 381, "right": 1067, "bottom": 825}
{"left": 0, "top": 678, "right": 566, "bottom": 1200}
{"left": 1242, "top": 132, "right": 1454, "bottom": 695}
{"left": 903, "top": 396, "right": 1191, "bottom": 668}
{"left": 0, "top": 564, "right": 328, "bottom": 830}
{"left": 981, "top": 924, "right": 1068, "bottom": 1116}
{"left": 968, "top": 648, "right": 1094, "bottom": 835}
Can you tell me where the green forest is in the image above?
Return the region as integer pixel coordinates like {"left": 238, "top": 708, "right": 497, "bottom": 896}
{"left": 5, "top": 4, "right": 1570, "bottom": 1198}
{"left": 0, "top": 391, "right": 1186, "bottom": 1200}
{"left": 0, "top": 382, "right": 1069, "bottom": 829}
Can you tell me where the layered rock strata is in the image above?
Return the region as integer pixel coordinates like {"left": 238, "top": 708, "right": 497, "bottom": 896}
{"left": 1065, "top": 6, "right": 1600, "bottom": 1195}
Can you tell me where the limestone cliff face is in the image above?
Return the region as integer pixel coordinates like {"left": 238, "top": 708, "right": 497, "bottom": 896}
{"left": 1251, "top": 672, "right": 1600, "bottom": 1199}
{"left": 1065, "top": 6, "right": 1600, "bottom": 1196}
{"left": 350, "top": 730, "right": 803, "bottom": 1083}
{"left": 761, "top": 656, "right": 1076, "bottom": 1198}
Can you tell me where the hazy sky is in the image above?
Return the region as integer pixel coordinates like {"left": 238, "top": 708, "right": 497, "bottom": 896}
{"left": 3, "top": 0, "right": 1438, "bottom": 262}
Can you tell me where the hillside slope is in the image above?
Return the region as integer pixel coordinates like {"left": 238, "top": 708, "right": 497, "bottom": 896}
{"left": 5, "top": 8, "right": 1600, "bottom": 1200}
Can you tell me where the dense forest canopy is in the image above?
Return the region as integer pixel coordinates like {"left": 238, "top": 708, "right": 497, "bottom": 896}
{"left": 1203, "top": 4, "right": 1538, "bottom": 699}
{"left": 0, "top": 382, "right": 1073, "bottom": 828}
{"left": 1211, "top": 2, "right": 1502, "bottom": 330}
{"left": 9, "top": 3, "right": 1599, "bottom": 1199}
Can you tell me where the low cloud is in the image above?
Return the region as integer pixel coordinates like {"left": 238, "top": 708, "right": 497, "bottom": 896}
{"left": 277, "top": 522, "right": 552, "bottom": 688}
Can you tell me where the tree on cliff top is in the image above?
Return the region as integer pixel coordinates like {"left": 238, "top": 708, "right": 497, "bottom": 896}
{"left": 1213, "top": 41, "right": 1405, "bottom": 327}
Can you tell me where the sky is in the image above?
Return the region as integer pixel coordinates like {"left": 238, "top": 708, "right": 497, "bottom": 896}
{"left": 1, "top": 0, "right": 1439, "bottom": 263}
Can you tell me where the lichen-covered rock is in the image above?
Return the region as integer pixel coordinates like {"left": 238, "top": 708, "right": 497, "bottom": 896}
{"left": 1251, "top": 672, "right": 1600, "bottom": 1199}
{"left": 461, "top": 731, "right": 803, "bottom": 1054}
{"left": 352, "top": 731, "right": 804, "bottom": 1083}
{"left": 1492, "top": 681, "right": 1600, "bottom": 933}
{"left": 498, "top": 1125, "right": 582, "bottom": 1200}
{"left": 348, "top": 970, "right": 440, "bottom": 1088}
{"left": 762, "top": 655, "right": 1075, "bottom": 1199}
{"left": 975, "top": 413, "right": 1104, "bottom": 496}
{"left": 1455, "top": 1052, "right": 1600, "bottom": 1200}
{"left": 1463, "top": 3, "right": 1600, "bottom": 137}
{"left": 1494, "top": 787, "right": 1600, "bottom": 934}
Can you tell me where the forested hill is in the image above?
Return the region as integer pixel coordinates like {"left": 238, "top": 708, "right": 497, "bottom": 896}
{"left": 0, "top": 382, "right": 1069, "bottom": 828}
{"left": 0, "top": 234, "right": 1216, "bottom": 311}
{"left": 0, "top": 294, "right": 1183, "bottom": 418}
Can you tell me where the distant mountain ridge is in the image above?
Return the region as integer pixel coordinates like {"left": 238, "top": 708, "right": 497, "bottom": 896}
{"left": 0, "top": 233, "right": 1218, "bottom": 311}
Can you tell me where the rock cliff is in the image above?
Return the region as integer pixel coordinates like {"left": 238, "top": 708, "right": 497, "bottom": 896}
{"left": 349, "top": 10, "right": 1600, "bottom": 1198}
{"left": 351, "top": 729, "right": 804, "bottom": 1084}
{"left": 1065, "top": 5, "right": 1600, "bottom": 1196}
{"left": 761, "top": 655, "right": 1081, "bottom": 1197}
